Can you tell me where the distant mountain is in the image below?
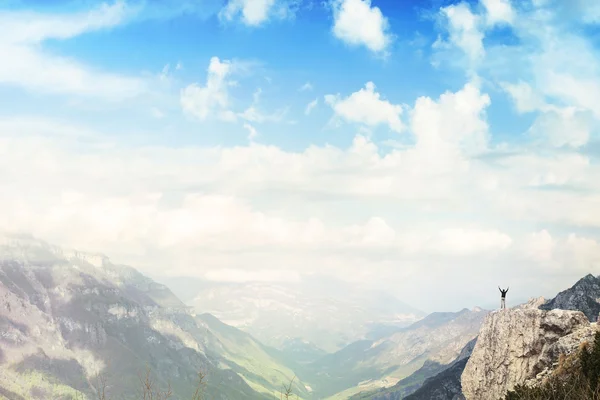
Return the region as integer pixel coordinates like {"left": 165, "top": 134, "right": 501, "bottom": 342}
{"left": 303, "top": 308, "right": 487, "bottom": 399}
{"left": 161, "top": 276, "right": 424, "bottom": 353}
{"left": 0, "top": 234, "right": 303, "bottom": 400}
{"left": 278, "top": 337, "right": 328, "bottom": 365}
{"left": 539, "top": 273, "right": 600, "bottom": 321}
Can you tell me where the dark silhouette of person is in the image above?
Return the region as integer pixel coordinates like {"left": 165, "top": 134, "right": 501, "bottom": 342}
{"left": 499, "top": 286, "right": 509, "bottom": 309}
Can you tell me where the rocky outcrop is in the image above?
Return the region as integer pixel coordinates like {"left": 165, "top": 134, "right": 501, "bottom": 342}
{"left": 461, "top": 297, "right": 597, "bottom": 400}
{"left": 540, "top": 274, "right": 600, "bottom": 322}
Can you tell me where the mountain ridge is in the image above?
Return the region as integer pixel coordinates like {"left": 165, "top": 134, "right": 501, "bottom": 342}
{"left": 0, "top": 235, "right": 302, "bottom": 400}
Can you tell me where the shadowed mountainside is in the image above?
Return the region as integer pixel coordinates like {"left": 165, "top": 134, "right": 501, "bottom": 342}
{"left": 0, "top": 234, "right": 305, "bottom": 400}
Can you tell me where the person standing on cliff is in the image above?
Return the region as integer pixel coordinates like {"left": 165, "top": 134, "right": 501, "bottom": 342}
{"left": 498, "top": 286, "right": 509, "bottom": 309}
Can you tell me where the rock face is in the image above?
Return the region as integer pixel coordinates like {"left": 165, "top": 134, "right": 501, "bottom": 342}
{"left": 0, "top": 235, "right": 278, "bottom": 400}
{"left": 461, "top": 297, "right": 596, "bottom": 400}
{"left": 540, "top": 274, "right": 600, "bottom": 322}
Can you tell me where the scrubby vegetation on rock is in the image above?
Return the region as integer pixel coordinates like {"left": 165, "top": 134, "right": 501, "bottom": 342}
{"left": 505, "top": 331, "right": 600, "bottom": 400}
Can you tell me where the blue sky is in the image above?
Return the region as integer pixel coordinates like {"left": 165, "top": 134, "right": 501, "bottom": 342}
{"left": 1, "top": 0, "right": 600, "bottom": 311}
{"left": 0, "top": 0, "right": 530, "bottom": 150}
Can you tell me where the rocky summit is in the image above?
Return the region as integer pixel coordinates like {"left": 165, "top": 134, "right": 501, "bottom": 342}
{"left": 540, "top": 273, "right": 600, "bottom": 322}
{"left": 461, "top": 297, "right": 597, "bottom": 400}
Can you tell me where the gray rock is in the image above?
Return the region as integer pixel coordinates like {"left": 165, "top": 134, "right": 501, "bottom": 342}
{"left": 540, "top": 274, "right": 600, "bottom": 322}
{"left": 0, "top": 235, "right": 271, "bottom": 400}
{"left": 461, "top": 297, "right": 595, "bottom": 400}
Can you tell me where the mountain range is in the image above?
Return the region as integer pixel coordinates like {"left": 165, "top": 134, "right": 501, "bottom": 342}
{"left": 159, "top": 276, "right": 424, "bottom": 354}
{"left": 0, "top": 234, "right": 304, "bottom": 399}
{"left": 3, "top": 234, "right": 596, "bottom": 400}
{"left": 358, "top": 273, "right": 600, "bottom": 400}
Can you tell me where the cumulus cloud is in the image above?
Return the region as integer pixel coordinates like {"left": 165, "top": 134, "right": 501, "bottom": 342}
{"left": 410, "top": 82, "right": 490, "bottom": 155}
{"left": 439, "top": 2, "right": 484, "bottom": 63}
{"left": 481, "top": 0, "right": 515, "bottom": 26}
{"left": 331, "top": 0, "right": 392, "bottom": 53}
{"left": 4, "top": 0, "right": 600, "bottom": 311}
{"left": 1, "top": 103, "right": 600, "bottom": 310}
{"left": 180, "top": 57, "right": 237, "bottom": 121}
{"left": 325, "top": 82, "right": 403, "bottom": 132}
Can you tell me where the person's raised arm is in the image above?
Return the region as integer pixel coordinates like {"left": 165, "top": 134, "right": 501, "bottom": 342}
{"left": 498, "top": 286, "right": 501, "bottom": 292}
{"left": 506, "top": 287, "right": 509, "bottom": 293}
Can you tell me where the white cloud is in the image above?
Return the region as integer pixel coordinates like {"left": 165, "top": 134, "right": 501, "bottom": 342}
{"left": 522, "top": 230, "right": 555, "bottom": 263}
{"left": 434, "top": 228, "right": 512, "bottom": 256}
{"left": 219, "top": 0, "right": 296, "bottom": 26}
{"left": 564, "top": 234, "right": 600, "bottom": 271}
{"left": 325, "top": 82, "right": 403, "bottom": 132}
{"left": 3, "top": 0, "right": 600, "bottom": 313}
{"left": 541, "top": 72, "right": 600, "bottom": 119}
{"left": 305, "top": 98, "right": 318, "bottom": 115}
{"left": 299, "top": 82, "right": 313, "bottom": 92}
{"left": 180, "top": 57, "right": 237, "bottom": 121}
{"left": 3, "top": 104, "right": 600, "bottom": 310}
{"left": 439, "top": 2, "right": 484, "bottom": 64}
{"left": 520, "top": 230, "right": 600, "bottom": 274}
{"left": 527, "top": 107, "right": 593, "bottom": 148}
{"left": 181, "top": 60, "right": 288, "bottom": 125}
{"left": 243, "top": 122, "right": 258, "bottom": 140}
{"left": 0, "top": 1, "right": 130, "bottom": 43}
{"left": 238, "top": 88, "right": 289, "bottom": 123}
{"left": 331, "top": 0, "right": 392, "bottom": 53}
{"left": 410, "top": 82, "right": 490, "bottom": 155}
{"left": 501, "top": 81, "right": 547, "bottom": 114}
{"left": 0, "top": 2, "right": 146, "bottom": 99}
{"left": 239, "top": 105, "right": 288, "bottom": 123}
{"left": 481, "top": 0, "right": 515, "bottom": 26}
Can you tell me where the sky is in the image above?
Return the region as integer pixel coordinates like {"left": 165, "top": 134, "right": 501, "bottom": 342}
{"left": 1, "top": 0, "right": 600, "bottom": 312}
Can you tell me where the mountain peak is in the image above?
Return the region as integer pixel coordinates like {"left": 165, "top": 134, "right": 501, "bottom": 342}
{"left": 579, "top": 273, "right": 599, "bottom": 284}
{"left": 0, "top": 232, "right": 110, "bottom": 268}
{"left": 540, "top": 273, "right": 600, "bottom": 322}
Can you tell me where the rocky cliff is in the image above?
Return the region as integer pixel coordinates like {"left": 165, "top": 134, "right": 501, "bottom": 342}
{"left": 461, "top": 297, "right": 597, "bottom": 400}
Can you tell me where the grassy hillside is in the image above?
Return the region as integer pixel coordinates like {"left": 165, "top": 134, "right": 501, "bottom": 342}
{"left": 198, "top": 313, "right": 313, "bottom": 399}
